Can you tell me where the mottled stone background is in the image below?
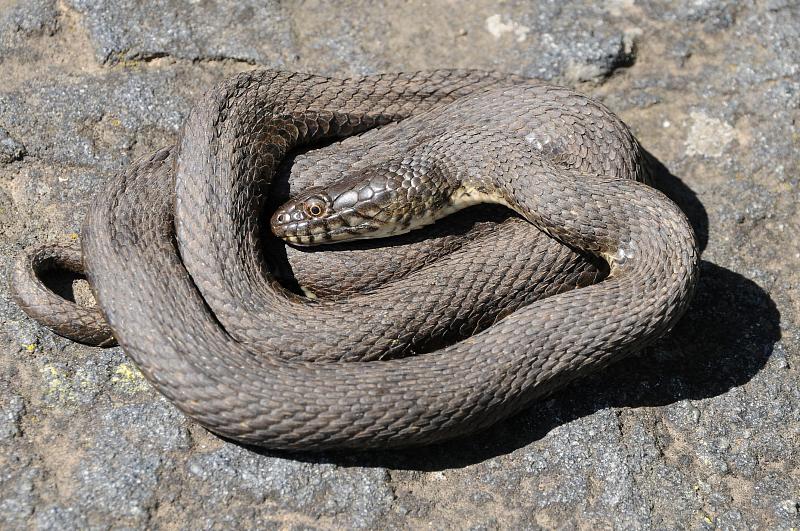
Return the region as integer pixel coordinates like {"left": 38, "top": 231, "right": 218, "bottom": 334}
{"left": 1, "top": 0, "right": 798, "bottom": 529}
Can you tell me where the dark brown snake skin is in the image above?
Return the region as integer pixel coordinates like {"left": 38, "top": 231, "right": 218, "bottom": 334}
{"left": 11, "top": 70, "right": 699, "bottom": 450}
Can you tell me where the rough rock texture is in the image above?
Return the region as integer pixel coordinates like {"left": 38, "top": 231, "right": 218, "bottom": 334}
{"left": 1, "top": 0, "right": 798, "bottom": 528}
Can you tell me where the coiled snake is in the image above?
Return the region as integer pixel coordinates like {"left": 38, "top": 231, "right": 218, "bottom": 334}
{"left": 11, "top": 70, "right": 699, "bottom": 450}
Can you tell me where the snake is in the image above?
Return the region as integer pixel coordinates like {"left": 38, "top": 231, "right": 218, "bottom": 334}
{"left": 10, "top": 70, "right": 699, "bottom": 450}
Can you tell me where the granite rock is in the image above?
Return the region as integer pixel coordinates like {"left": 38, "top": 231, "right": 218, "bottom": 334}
{"left": 0, "top": 128, "right": 25, "bottom": 164}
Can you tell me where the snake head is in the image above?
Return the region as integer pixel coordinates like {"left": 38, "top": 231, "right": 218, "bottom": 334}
{"left": 271, "top": 179, "right": 400, "bottom": 246}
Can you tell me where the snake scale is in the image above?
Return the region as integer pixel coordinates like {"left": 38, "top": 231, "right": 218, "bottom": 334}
{"left": 11, "top": 70, "right": 699, "bottom": 450}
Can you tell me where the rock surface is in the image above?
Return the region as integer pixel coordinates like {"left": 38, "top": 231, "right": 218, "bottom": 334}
{"left": 1, "top": 0, "right": 798, "bottom": 528}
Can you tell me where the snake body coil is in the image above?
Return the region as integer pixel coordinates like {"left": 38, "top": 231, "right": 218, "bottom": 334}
{"left": 11, "top": 70, "right": 698, "bottom": 450}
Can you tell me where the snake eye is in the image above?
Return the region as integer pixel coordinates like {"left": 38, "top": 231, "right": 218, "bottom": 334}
{"left": 304, "top": 198, "right": 327, "bottom": 218}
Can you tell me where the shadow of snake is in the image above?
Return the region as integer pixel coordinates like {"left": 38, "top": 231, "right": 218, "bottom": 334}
{"left": 240, "top": 153, "right": 780, "bottom": 466}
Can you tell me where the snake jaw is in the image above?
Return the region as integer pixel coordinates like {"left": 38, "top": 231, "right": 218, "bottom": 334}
{"left": 271, "top": 174, "right": 405, "bottom": 245}
{"left": 271, "top": 197, "right": 386, "bottom": 246}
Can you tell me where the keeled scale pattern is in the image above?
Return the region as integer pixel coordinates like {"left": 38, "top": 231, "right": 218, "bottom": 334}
{"left": 22, "top": 70, "right": 698, "bottom": 449}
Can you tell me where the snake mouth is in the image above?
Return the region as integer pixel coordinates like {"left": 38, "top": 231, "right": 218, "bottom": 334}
{"left": 282, "top": 222, "right": 385, "bottom": 246}
{"left": 272, "top": 197, "right": 391, "bottom": 245}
